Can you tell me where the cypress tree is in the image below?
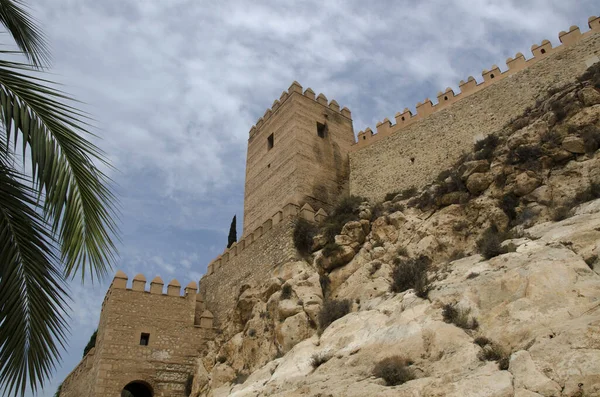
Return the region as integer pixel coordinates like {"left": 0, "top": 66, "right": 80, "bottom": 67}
{"left": 227, "top": 215, "right": 237, "bottom": 248}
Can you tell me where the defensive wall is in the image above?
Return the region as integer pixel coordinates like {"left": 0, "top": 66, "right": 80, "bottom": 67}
{"left": 60, "top": 273, "right": 214, "bottom": 397}
{"left": 200, "top": 202, "right": 327, "bottom": 326}
{"left": 243, "top": 81, "right": 355, "bottom": 235}
{"left": 349, "top": 16, "right": 600, "bottom": 201}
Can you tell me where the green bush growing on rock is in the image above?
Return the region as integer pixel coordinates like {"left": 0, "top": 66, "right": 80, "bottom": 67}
{"left": 476, "top": 225, "right": 507, "bottom": 259}
{"left": 280, "top": 284, "right": 292, "bottom": 300}
{"left": 322, "top": 242, "right": 342, "bottom": 257}
{"left": 83, "top": 329, "right": 97, "bottom": 357}
{"left": 578, "top": 62, "right": 600, "bottom": 88}
{"left": 293, "top": 218, "right": 318, "bottom": 256}
{"left": 390, "top": 255, "right": 431, "bottom": 298}
{"left": 373, "top": 356, "right": 415, "bottom": 386}
{"left": 321, "top": 195, "right": 364, "bottom": 244}
{"left": 317, "top": 298, "right": 351, "bottom": 334}
{"left": 579, "top": 124, "right": 600, "bottom": 154}
{"left": 499, "top": 193, "right": 519, "bottom": 223}
{"left": 473, "top": 134, "right": 500, "bottom": 160}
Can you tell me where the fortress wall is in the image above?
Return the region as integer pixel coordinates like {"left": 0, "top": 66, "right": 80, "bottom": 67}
{"left": 59, "top": 348, "right": 97, "bottom": 397}
{"left": 61, "top": 275, "right": 212, "bottom": 397}
{"left": 244, "top": 92, "right": 300, "bottom": 236}
{"left": 200, "top": 216, "right": 300, "bottom": 327}
{"left": 243, "top": 82, "right": 353, "bottom": 236}
{"left": 349, "top": 28, "right": 600, "bottom": 201}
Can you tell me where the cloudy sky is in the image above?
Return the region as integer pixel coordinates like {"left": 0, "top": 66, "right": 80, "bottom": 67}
{"left": 14, "top": 0, "right": 597, "bottom": 395}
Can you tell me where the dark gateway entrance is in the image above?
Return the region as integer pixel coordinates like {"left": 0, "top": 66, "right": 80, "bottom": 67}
{"left": 121, "top": 381, "right": 153, "bottom": 397}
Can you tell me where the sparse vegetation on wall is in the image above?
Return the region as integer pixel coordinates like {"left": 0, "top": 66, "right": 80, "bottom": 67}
{"left": 83, "top": 330, "right": 98, "bottom": 357}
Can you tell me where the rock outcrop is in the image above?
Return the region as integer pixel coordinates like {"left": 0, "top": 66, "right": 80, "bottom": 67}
{"left": 191, "top": 68, "right": 600, "bottom": 397}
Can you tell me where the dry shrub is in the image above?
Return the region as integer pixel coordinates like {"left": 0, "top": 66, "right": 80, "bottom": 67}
{"left": 477, "top": 225, "right": 508, "bottom": 259}
{"left": 373, "top": 356, "right": 415, "bottom": 386}
{"left": 442, "top": 304, "right": 479, "bottom": 330}
{"left": 318, "top": 299, "right": 351, "bottom": 333}
{"left": 310, "top": 351, "right": 333, "bottom": 369}
{"left": 390, "top": 255, "right": 431, "bottom": 298}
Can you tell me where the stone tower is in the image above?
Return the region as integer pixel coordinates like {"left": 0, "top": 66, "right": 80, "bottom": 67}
{"left": 242, "top": 81, "right": 355, "bottom": 235}
{"left": 59, "top": 272, "right": 214, "bottom": 397}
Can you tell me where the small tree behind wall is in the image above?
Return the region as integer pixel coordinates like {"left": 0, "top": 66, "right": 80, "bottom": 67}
{"left": 227, "top": 215, "right": 237, "bottom": 248}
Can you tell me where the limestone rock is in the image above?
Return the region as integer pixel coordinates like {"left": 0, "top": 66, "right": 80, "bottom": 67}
{"left": 509, "top": 350, "right": 561, "bottom": 396}
{"left": 275, "top": 312, "right": 313, "bottom": 353}
{"left": 578, "top": 86, "right": 600, "bottom": 107}
{"left": 210, "top": 363, "right": 235, "bottom": 388}
{"left": 440, "top": 191, "right": 469, "bottom": 205}
{"left": 523, "top": 185, "right": 552, "bottom": 206}
{"left": 459, "top": 160, "right": 490, "bottom": 180}
{"left": 340, "top": 221, "right": 365, "bottom": 244}
{"left": 278, "top": 299, "right": 302, "bottom": 320}
{"left": 191, "top": 358, "right": 210, "bottom": 396}
{"left": 567, "top": 104, "right": 600, "bottom": 127}
{"left": 322, "top": 245, "right": 355, "bottom": 271}
{"left": 466, "top": 172, "right": 493, "bottom": 194}
{"left": 312, "top": 234, "right": 327, "bottom": 251}
{"left": 562, "top": 135, "right": 586, "bottom": 154}
{"left": 236, "top": 285, "right": 260, "bottom": 326}
{"left": 514, "top": 172, "right": 541, "bottom": 196}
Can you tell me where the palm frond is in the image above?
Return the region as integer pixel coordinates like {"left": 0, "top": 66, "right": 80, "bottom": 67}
{"left": 0, "top": 53, "right": 119, "bottom": 280}
{"left": 0, "top": 159, "right": 69, "bottom": 397}
{"left": 0, "top": 0, "right": 50, "bottom": 68}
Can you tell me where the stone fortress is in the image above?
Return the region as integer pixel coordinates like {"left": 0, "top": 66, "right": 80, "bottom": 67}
{"left": 60, "top": 15, "right": 600, "bottom": 397}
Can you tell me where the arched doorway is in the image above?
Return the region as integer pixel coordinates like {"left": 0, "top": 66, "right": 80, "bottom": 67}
{"left": 121, "top": 381, "right": 153, "bottom": 397}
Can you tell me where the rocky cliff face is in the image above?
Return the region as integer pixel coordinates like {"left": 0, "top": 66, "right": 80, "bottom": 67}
{"left": 192, "top": 65, "right": 600, "bottom": 397}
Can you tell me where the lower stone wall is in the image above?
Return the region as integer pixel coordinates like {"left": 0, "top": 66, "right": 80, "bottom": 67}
{"left": 349, "top": 32, "right": 600, "bottom": 201}
{"left": 59, "top": 348, "right": 96, "bottom": 397}
{"left": 200, "top": 218, "right": 299, "bottom": 327}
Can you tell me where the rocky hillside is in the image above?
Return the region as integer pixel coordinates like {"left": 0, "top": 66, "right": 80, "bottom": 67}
{"left": 191, "top": 64, "right": 600, "bottom": 397}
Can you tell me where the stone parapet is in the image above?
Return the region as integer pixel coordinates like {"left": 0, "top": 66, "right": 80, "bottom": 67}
{"left": 354, "top": 16, "right": 600, "bottom": 150}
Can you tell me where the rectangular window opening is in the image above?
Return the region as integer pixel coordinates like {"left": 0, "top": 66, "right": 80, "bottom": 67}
{"left": 267, "top": 133, "right": 274, "bottom": 150}
{"left": 140, "top": 333, "right": 150, "bottom": 346}
{"left": 317, "top": 122, "right": 327, "bottom": 138}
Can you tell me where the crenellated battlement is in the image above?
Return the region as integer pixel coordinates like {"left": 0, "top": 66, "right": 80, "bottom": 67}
{"left": 205, "top": 202, "right": 327, "bottom": 277}
{"left": 354, "top": 15, "right": 600, "bottom": 150}
{"left": 109, "top": 270, "right": 198, "bottom": 297}
{"left": 248, "top": 81, "right": 352, "bottom": 140}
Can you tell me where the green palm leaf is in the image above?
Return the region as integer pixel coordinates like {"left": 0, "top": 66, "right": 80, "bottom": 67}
{"left": 0, "top": 55, "right": 119, "bottom": 280}
{"left": 0, "top": 1, "right": 119, "bottom": 394}
{"left": 0, "top": 0, "right": 50, "bottom": 67}
{"left": 0, "top": 157, "right": 69, "bottom": 397}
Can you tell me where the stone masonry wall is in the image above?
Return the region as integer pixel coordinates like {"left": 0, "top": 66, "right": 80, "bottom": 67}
{"left": 349, "top": 29, "right": 600, "bottom": 201}
{"left": 200, "top": 218, "right": 299, "bottom": 327}
{"left": 60, "top": 276, "right": 212, "bottom": 397}
{"left": 59, "top": 349, "right": 97, "bottom": 397}
{"left": 243, "top": 82, "right": 354, "bottom": 235}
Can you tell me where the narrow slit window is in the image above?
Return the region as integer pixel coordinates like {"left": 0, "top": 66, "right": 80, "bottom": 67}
{"left": 140, "top": 333, "right": 150, "bottom": 346}
{"left": 317, "top": 122, "right": 327, "bottom": 138}
{"left": 267, "top": 133, "right": 274, "bottom": 150}
{"left": 541, "top": 49, "right": 546, "bottom": 54}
